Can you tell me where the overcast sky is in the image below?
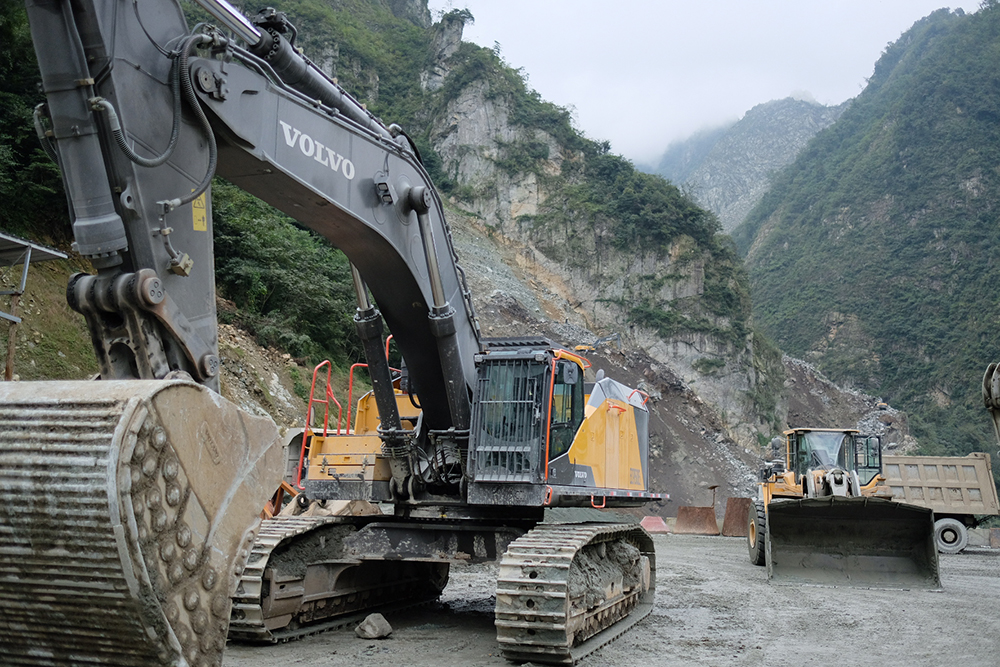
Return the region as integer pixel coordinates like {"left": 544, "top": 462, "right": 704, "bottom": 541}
{"left": 426, "top": 1, "right": 982, "bottom": 165}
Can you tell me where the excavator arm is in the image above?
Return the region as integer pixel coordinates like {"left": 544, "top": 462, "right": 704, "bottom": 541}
{"left": 26, "top": 0, "right": 481, "bottom": 429}
{"left": 4, "top": 3, "right": 664, "bottom": 665}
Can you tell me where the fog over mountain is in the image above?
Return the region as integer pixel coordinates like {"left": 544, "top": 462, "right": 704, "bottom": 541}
{"left": 642, "top": 97, "right": 848, "bottom": 232}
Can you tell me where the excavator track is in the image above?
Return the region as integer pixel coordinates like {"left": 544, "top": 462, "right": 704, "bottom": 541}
{"left": 0, "top": 380, "right": 281, "bottom": 667}
{"left": 229, "top": 515, "right": 450, "bottom": 642}
{"left": 494, "top": 522, "right": 655, "bottom": 665}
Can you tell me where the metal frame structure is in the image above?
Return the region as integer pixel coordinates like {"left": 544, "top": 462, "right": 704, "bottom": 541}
{"left": 0, "top": 232, "right": 67, "bottom": 379}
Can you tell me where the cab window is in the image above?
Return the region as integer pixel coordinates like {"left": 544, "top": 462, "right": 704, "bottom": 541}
{"left": 548, "top": 360, "right": 583, "bottom": 459}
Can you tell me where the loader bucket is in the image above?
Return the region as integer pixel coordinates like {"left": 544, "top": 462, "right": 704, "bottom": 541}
{"left": 766, "top": 496, "right": 940, "bottom": 589}
{"left": 673, "top": 506, "right": 720, "bottom": 535}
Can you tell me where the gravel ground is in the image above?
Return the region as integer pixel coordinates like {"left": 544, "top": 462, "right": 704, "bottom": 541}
{"left": 223, "top": 534, "right": 1000, "bottom": 667}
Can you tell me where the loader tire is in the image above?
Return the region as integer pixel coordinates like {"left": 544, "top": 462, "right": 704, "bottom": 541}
{"left": 934, "top": 517, "right": 968, "bottom": 554}
{"left": 747, "top": 499, "right": 766, "bottom": 566}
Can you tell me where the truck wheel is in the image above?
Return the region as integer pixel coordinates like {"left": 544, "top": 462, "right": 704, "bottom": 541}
{"left": 747, "top": 500, "right": 766, "bottom": 566}
{"left": 934, "top": 517, "right": 968, "bottom": 554}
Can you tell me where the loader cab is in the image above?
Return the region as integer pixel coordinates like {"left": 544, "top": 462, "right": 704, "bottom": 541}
{"left": 785, "top": 428, "right": 882, "bottom": 484}
{"left": 788, "top": 429, "right": 852, "bottom": 477}
{"left": 854, "top": 435, "right": 883, "bottom": 485}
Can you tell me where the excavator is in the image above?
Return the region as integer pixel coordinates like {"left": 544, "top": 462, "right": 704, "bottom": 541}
{"left": 747, "top": 427, "right": 940, "bottom": 588}
{"left": 574, "top": 332, "right": 621, "bottom": 355}
{"left": 0, "top": 0, "right": 663, "bottom": 665}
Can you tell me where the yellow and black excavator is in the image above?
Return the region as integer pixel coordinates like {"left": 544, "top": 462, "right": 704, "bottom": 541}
{"left": 747, "top": 428, "right": 940, "bottom": 588}
{"left": 0, "top": 1, "right": 663, "bottom": 665}
{"left": 574, "top": 332, "right": 621, "bottom": 354}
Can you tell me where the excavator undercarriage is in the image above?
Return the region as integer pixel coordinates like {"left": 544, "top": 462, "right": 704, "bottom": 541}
{"left": 226, "top": 507, "right": 656, "bottom": 663}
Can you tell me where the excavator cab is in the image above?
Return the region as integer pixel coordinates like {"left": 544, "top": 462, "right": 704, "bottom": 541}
{"left": 750, "top": 427, "right": 940, "bottom": 589}
{"left": 467, "top": 339, "right": 660, "bottom": 507}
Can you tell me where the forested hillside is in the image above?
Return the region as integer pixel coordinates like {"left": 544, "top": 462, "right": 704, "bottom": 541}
{"left": 734, "top": 4, "right": 1000, "bottom": 457}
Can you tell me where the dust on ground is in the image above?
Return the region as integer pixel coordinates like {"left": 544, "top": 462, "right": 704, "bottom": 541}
{"left": 223, "top": 534, "right": 1000, "bottom": 667}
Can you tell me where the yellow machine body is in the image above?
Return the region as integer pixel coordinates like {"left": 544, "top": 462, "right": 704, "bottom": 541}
{"left": 302, "top": 391, "right": 410, "bottom": 488}
{"left": 561, "top": 396, "right": 646, "bottom": 491}
{"left": 300, "top": 346, "right": 662, "bottom": 507}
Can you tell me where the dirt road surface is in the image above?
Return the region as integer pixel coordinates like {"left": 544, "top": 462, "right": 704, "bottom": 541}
{"left": 223, "top": 534, "right": 1000, "bottom": 667}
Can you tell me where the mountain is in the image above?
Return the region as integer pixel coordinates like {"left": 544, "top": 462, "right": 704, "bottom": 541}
{"left": 645, "top": 97, "right": 847, "bottom": 233}
{"left": 646, "top": 123, "right": 734, "bottom": 185}
{"left": 1, "top": 0, "right": 918, "bottom": 505}
{"left": 0, "top": 0, "right": 767, "bottom": 506}
{"left": 733, "top": 5, "right": 999, "bottom": 459}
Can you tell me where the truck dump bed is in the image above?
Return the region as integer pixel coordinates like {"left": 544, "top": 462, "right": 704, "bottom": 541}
{"left": 883, "top": 453, "right": 999, "bottom": 517}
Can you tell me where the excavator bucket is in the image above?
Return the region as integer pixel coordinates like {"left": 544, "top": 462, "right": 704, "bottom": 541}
{"left": 0, "top": 380, "right": 283, "bottom": 666}
{"left": 766, "top": 496, "right": 940, "bottom": 589}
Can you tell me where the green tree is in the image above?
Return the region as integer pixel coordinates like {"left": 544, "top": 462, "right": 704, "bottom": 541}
{"left": 211, "top": 181, "right": 361, "bottom": 367}
{"left": 0, "top": 8, "right": 65, "bottom": 239}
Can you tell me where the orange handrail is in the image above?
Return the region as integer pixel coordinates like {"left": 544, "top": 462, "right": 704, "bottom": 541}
{"left": 345, "top": 356, "right": 402, "bottom": 432}
{"left": 628, "top": 388, "right": 650, "bottom": 406}
{"left": 554, "top": 348, "right": 591, "bottom": 369}
{"left": 296, "top": 360, "right": 343, "bottom": 490}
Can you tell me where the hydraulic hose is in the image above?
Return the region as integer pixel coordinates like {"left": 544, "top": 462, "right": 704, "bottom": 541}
{"left": 32, "top": 104, "right": 59, "bottom": 164}
{"left": 90, "top": 57, "right": 182, "bottom": 168}
{"left": 157, "top": 32, "right": 218, "bottom": 213}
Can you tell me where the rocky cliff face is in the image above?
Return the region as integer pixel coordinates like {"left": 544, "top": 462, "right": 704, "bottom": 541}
{"left": 386, "top": 0, "right": 431, "bottom": 28}
{"left": 650, "top": 97, "right": 848, "bottom": 232}
{"left": 420, "top": 10, "right": 467, "bottom": 91}
{"left": 427, "top": 73, "right": 767, "bottom": 446}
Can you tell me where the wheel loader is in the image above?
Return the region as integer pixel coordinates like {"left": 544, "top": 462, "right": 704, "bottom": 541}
{"left": 0, "top": 1, "right": 663, "bottom": 665}
{"left": 747, "top": 428, "right": 940, "bottom": 588}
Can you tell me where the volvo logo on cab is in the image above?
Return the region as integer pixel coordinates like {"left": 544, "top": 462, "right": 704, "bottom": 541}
{"left": 279, "top": 121, "right": 355, "bottom": 180}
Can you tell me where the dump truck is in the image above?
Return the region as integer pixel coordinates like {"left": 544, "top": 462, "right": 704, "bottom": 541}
{"left": 0, "top": 1, "right": 663, "bottom": 664}
{"left": 883, "top": 453, "right": 1000, "bottom": 553}
{"left": 747, "top": 428, "right": 940, "bottom": 588}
